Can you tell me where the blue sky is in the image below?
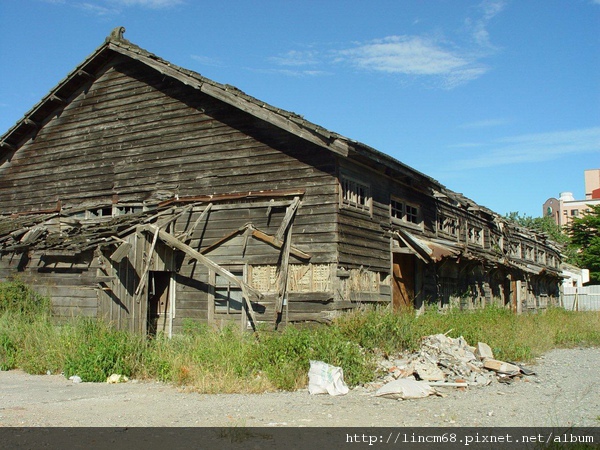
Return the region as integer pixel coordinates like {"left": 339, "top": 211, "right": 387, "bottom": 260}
{"left": 1, "top": 0, "right": 598, "bottom": 217}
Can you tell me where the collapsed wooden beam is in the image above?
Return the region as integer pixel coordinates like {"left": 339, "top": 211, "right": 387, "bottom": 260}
{"left": 250, "top": 228, "right": 310, "bottom": 260}
{"left": 141, "top": 224, "right": 261, "bottom": 324}
{"left": 177, "top": 203, "right": 212, "bottom": 242}
{"left": 133, "top": 225, "right": 161, "bottom": 303}
{"left": 274, "top": 197, "right": 301, "bottom": 319}
{"left": 275, "top": 196, "right": 300, "bottom": 242}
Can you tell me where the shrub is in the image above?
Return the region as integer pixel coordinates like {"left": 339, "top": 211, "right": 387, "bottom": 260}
{"left": 62, "top": 319, "right": 146, "bottom": 382}
{"left": 0, "top": 279, "right": 51, "bottom": 320}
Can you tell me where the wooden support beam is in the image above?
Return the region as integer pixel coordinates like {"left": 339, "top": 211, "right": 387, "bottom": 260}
{"left": 177, "top": 203, "right": 212, "bottom": 243}
{"left": 141, "top": 225, "right": 260, "bottom": 325}
{"left": 0, "top": 141, "right": 16, "bottom": 152}
{"left": 50, "top": 94, "right": 66, "bottom": 104}
{"left": 250, "top": 228, "right": 310, "bottom": 260}
{"left": 109, "top": 241, "right": 132, "bottom": 263}
{"left": 275, "top": 197, "right": 300, "bottom": 242}
{"left": 133, "top": 225, "right": 160, "bottom": 303}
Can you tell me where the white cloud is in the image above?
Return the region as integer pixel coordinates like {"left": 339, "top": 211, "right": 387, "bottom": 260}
{"left": 249, "top": 67, "right": 330, "bottom": 78}
{"left": 269, "top": 50, "right": 319, "bottom": 67}
{"left": 441, "top": 127, "right": 600, "bottom": 171}
{"left": 109, "top": 0, "right": 183, "bottom": 8}
{"left": 191, "top": 55, "right": 223, "bottom": 67}
{"left": 336, "top": 35, "right": 488, "bottom": 88}
{"left": 468, "top": 0, "right": 506, "bottom": 48}
{"left": 77, "top": 2, "right": 119, "bottom": 15}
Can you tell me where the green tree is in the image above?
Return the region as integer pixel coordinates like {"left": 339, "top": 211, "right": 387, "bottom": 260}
{"left": 567, "top": 204, "right": 600, "bottom": 284}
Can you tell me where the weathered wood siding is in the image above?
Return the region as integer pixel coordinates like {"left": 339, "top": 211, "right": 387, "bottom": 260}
{"left": 0, "top": 57, "right": 338, "bottom": 225}
{"left": 1, "top": 54, "right": 343, "bottom": 329}
{"left": 0, "top": 251, "right": 100, "bottom": 322}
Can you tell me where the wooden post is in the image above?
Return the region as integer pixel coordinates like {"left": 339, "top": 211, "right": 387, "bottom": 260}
{"left": 133, "top": 225, "right": 160, "bottom": 304}
{"left": 274, "top": 197, "right": 300, "bottom": 326}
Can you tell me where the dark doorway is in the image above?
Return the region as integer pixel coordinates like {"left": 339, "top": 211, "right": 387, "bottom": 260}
{"left": 147, "top": 271, "right": 171, "bottom": 337}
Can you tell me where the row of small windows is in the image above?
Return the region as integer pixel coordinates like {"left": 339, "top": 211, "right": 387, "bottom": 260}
{"left": 438, "top": 214, "right": 484, "bottom": 247}
{"left": 340, "top": 175, "right": 422, "bottom": 227}
{"left": 510, "top": 243, "right": 558, "bottom": 267}
{"left": 340, "top": 176, "right": 559, "bottom": 267}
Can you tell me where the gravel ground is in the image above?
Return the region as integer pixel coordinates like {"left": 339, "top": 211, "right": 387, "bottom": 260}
{"left": 0, "top": 348, "right": 598, "bottom": 428}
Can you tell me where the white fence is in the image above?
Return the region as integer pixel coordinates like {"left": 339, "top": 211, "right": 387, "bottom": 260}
{"left": 562, "top": 285, "right": 600, "bottom": 311}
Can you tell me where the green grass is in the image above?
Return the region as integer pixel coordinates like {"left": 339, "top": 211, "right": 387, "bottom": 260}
{"left": 1, "top": 279, "right": 599, "bottom": 391}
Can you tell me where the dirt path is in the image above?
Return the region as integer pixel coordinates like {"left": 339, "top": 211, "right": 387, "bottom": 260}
{"left": 0, "top": 348, "right": 598, "bottom": 428}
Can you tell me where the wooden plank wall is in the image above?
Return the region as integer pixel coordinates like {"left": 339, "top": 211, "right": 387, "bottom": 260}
{"left": 0, "top": 57, "right": 339, "bottom": 217}
{"left": 0, "top": 250, "right": 99, "bottom": 322}
{"left": 170, "top": 199, "right": 340, "bottom": 332}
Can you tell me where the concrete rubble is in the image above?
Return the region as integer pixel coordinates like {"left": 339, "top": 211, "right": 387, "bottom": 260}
{"left": 366, "top": 334, "right": 532, "bottom": 400}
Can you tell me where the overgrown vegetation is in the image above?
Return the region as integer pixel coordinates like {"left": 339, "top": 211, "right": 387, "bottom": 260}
{"left": 567, "top": 204, "right": 600, "bottom": 284}
{"left": 1, "top": 279, "right": 599, "bottom": 391}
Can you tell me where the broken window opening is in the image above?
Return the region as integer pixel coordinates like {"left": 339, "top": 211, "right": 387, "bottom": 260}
{"left": 341, "top": 175, "right": 371, "bottom": 213}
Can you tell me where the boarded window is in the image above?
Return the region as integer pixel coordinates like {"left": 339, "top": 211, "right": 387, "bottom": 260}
{"left": 341, "top": 175, "right": 371, "bottom": 212}
{"left": 468, "top": 226, "right": 483, "bottom": 246}
{"left": 438, "top": 214, "right": 459, "bottom": 237}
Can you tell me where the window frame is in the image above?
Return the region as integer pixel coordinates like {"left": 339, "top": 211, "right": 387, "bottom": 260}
{"left": 390, "top": 196, "right": 422, "bottom": 229}
{"left": 340, "top": 173, "right": 372, "bottom": 214}
{"left": 438, "top": 214, "right": 459, "bottom": 238}
{"left": 210, "top": 266, "right": 245, "bottom": 316}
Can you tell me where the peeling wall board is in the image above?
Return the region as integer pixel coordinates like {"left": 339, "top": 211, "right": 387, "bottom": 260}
{"left": 287, "top": 312, "right": 331, "bottom": 323}
{"left": 51, "top": 297, "right": 98, "bottom": 308}
{"left": 38, "top": 286, "right": 97, "bottom": 298}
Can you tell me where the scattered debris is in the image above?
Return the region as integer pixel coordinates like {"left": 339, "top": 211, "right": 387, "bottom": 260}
{"left": 482, "top": 358, "right": 521, "bottom": 375}
{"left": 308, "top": 360, "right": 349, "bottom": 396}
{"left": 367, "top": 334, "right": 534, "bottom": 399}
{"left": 475, "top": 342, "right": 494, "bottom": 360}
{"left": 68, "top": 375, "right": 82, "bottom": 384}
{"left": 107, "top": 374, "right": 129, "bottom": 384}
{"left": 375, "top": 378, "right": 435, "bottom": 400}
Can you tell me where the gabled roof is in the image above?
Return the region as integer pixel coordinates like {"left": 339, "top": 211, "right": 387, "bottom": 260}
{"left": 0, "top": 26, "right": 440, "bottom": 190}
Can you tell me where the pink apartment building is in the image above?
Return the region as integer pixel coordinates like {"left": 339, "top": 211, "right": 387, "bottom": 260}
{"left": 543, "top": 169, "right": 600, "bottom": 227}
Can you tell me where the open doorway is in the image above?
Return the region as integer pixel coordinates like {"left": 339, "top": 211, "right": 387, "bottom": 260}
{"left": 147, "top": 271, "right": 171, "bottom": 337}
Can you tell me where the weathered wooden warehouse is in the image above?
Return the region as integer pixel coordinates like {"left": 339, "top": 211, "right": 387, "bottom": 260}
{"left": 0, "top": 28, "right": 562, "bottom": 334}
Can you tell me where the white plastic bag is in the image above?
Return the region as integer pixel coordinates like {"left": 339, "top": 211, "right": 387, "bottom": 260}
{"left": 308, "top": 360, "right": 349, "bottom": 396}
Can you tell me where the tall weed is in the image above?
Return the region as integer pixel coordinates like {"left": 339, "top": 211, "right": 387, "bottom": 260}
{"left": 1, "top": 276, "right": 599, "bottom": 392}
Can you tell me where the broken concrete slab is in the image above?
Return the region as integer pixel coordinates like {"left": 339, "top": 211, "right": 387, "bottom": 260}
{"left": 475, "top": 342, "right": 494, "bottom": 360}
{"left": 483, "top": 358, "right": 521, "bottom": 375}
{"left": 375, "top": 378, "right": 435, "bottom": 400}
